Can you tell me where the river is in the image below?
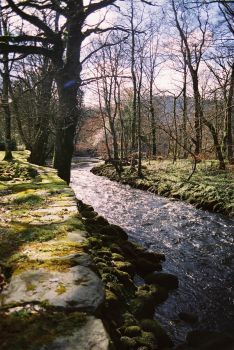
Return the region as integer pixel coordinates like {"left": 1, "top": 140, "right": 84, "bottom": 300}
{"left": 70, "top": 158, "right": 234, "bottom": 344}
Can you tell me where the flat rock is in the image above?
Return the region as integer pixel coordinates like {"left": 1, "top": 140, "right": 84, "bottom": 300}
{"left": 40, "top": 316, "right": 110, "bottom": 350}
{"left": 67, "top": 230, "right": 87, "bottom": 243}
{"left": 3, "top": 266, "right": 104, "bottom": 312}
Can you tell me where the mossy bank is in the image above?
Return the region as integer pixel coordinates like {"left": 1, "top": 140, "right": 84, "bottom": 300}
{"left": 91, "top": 160, "right": 234, "bottom": 217}
{"left": 0, "top": 152, "right": 108, "bottom": 350}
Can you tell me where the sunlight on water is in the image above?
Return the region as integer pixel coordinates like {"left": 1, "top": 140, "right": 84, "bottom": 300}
{"left": 71, "top": 158, "right": 234, "bottom": 344}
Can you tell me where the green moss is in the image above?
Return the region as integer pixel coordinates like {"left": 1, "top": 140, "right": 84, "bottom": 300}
{"left": 140, "top": 319, "right": 173, "bottom": 348}
{"left": 0, "top": 310, "right": 87, "bottom": 350}
{"left": 124, "top": 325, "right": 142, "bottom": 337}
{"left": 120, "top": 336, "right": 137, "bottom": 349}
{"left": 56, "top": 282, "right": 66, "bottom": 295}
{"left": 13, "top": 193, "right": 43, "bottom": 207}
{"left": 134, "top": 331, "right": 156, "bottom": 349}
{"left": 26, "top": 282, "right": 36, "bottom": 292}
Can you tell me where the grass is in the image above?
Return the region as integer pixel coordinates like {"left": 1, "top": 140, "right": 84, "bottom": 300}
{"left": 92, "top": 159, "right": 234, "bottom": 217}
{"left": 0, "top": 310, "right": 87, "bottom": 350}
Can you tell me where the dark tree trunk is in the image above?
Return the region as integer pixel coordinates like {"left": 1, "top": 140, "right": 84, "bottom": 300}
{"left": 29, "top": 63, "right": 54, "bottom": 165}
{"left": 204, "top": 119, "right": 226, "bottom": 170}
{"left": 149, "top": 77, "right": 156, "bottom": 157}
{"left": 2, "top": 52, "right": 13, "bottom": 161}
{"left": 182, "top": 62, "right": 188, "bottom": 158}
{"left": 227, "top": 62, "right": 234, "bottom": 162}
{"left": 130, "top": 0, "right": 137, "bottom": 153}
{"left": 191, "top": 72, "right": 202, "bottom": 155}
{"left": 53, "top": 78, "right": 80, "bottom": 184}
{"left": 53, "top": 17, "right": 82, "bottom": 184}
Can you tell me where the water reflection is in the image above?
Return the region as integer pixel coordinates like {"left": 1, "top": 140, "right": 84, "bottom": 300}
{"left": 71, "top": 158, "right": 234, "bottom": 343}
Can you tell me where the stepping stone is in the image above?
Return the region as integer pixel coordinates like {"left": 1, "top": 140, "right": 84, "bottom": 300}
{"left": 3, "top": 266, "right": 104, "bottom": 312}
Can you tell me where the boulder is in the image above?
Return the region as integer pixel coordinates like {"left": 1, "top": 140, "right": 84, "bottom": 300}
{"left": 3, "top": 266, "right": 104, "bottom": 312}
{"left": 144, "top": 272, "right": 179, "bottom": 289}
{"left": 140, "top": 319, "right": 173, "bottom": 348}
{"left": 135, "top": 258, "right": 162, "bottom": 276}
{"left": 100, "top": 224, "right": 128, "bottom": 241}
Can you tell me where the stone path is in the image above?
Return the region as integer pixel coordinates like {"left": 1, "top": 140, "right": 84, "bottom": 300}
{"left": 0, "top": 160, "right": 110, "bottom": 350}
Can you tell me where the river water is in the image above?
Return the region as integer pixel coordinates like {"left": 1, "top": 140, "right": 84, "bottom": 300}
{"left": 71, "top": 158, "right": 234, "bottom": 344}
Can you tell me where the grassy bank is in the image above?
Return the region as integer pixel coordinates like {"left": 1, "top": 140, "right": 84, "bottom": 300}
{"left": 91, "top": 160, "right": 234, "bottom": 217}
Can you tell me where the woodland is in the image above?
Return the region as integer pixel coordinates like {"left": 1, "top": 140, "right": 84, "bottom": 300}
{"left": 0, "top": 0, "right": 233, "bottom": 184}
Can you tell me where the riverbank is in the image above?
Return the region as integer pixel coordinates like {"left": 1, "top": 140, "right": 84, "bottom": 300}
{"left": 91, "top": 160, "right": 234, "bottom": 217}
{"left": 0, "top": 152, "right": 175, "bottom": 350}
{"left": 1, "top": 153, "right": 233, "bottom": 350}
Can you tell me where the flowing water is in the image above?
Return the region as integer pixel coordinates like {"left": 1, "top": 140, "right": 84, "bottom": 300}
{"left": 71, "top": 158, "right": 234, "bottom": 344}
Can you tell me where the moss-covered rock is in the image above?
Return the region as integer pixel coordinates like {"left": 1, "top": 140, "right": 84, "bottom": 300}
{"left": 100, "top": 224, "right": 128, "bottom": 241}
{"left": 111, "top": 253, "right": 125, "bottom": 261}
{"left": 80, "top": 210, "right": 98, "bottom": 219}
{"left": 135, "top": 257, "right": 162, "bottom": 276}
{"left": 120, "top": 336, "right": 137, "bottom": 349}
{"left": 140, "top": 319, "right": 173, "bottom": 348}
{"left": 105, "top": 289, "right": 121, "bottom": 309}
{"left": 124, "top": 325, "right": 142, "bottom": 337}
{"left": 130, "top": 296, "right": 155, "bottom": 319}
{"left": 122, "top": 312, "right": 139, "bottom": 327}
{"left": 144, "top": 272, "right": 179, "bottom": 289}
{"left": 134, "top": 331, "right": 157, "bottom": 349}
{"left": 113, "top": 260, "right": 135, "bottom": 275}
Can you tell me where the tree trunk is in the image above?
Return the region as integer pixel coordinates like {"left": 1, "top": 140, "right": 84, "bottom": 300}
{"left": 204, "top": 119, "right": 226, "bottom": 170}
{"left": 53, "top": 17, "right": 82, "bottom": 184}
{"left": 191, "top": 71, "right": 202, "bottom": 155}
{"left": 130, "top": 0, "right": 137, "bottom": 153}
{"left": 29, "top": 64, "right": 54, "bottom": 165}
{"left": 227, "top": 61, "right": 234, "bottom": 162}
{"left": 2, "top": 52, "right": 13, "bottom": 161}
{"left": 182, "top": 63, "right": 188, "bottom": 158}
{"left": 149, "top": 77, "right": 156, "bottom": 157}
{"left": 54, "top": 74, "right": 81, "bottom": 184}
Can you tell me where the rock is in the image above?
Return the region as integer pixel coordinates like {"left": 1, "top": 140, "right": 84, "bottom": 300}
{"left": 80, "top": 210, "right": 98, "bottom": 219}
{"left": 139, "top": 251, "right": 165, "bottom": 264}
{"left": 124, "top": 326, "right": 142, "bottom": 337}
{"left": 85, "top": 216, "right": 109, "bottom": 232}
{"left": 140, "top": 319, "right": 173, "bottom": 348}
{"left": 67, "top": 230, "right": 87, "bottom": 243}
{"left": 100, "top": 224, "right": 128, "bottom": 241}
{"left": 40, "top": 316, "right": 110, "bottom": 350}
{"left": 3, "top": 266, "right": 104, "bottom": 312}
{"left": 77, "top": 201, "right": 94, "bottom": 213}
{"left": 144, "top": 272, "right": 179, "bottom": 289}
{"left": 135, "top": 331, "right": 157, "bottom": 349}
{"left": 186, "top": 330, "right": 234, "bottom": 349}
{"left": 105, "top": 289, "right": 121, "bottom": 309}
{"left": 113, "top": 261, "right": 135, "bottom": 275}
{"left": 135, "top": 258, "right": 162, "bottom": 276}
{"left": 130, "top": 296, "right": 155, "bottom": 319}
{"left": 120, "top": 336, "right": 137, "bottom": 349}
{"left": 178, "top": 312, "right": 198, "bottom": 324}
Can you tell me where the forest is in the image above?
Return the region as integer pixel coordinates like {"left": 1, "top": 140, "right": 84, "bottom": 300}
{"left": 0, "top": 0, "right": 233, "bottom": 180}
